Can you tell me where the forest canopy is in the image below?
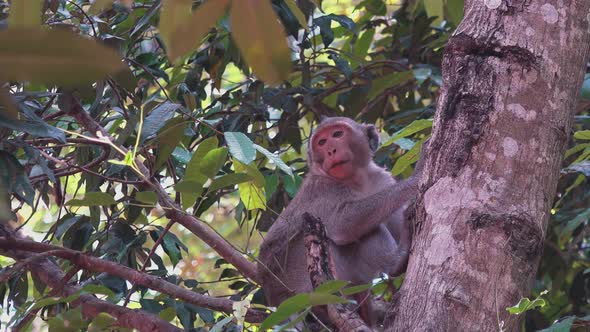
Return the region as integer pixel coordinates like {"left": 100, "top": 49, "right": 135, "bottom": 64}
{"left": 0, "top": 0, "right": 588, "bottom": 331}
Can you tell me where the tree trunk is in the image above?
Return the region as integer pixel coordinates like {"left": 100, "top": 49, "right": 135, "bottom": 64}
{"left": 390, "top": 1, "right": 590, "bottom": 331}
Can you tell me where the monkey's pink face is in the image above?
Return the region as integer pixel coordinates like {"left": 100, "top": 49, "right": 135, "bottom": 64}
{"left": 311, "top": 123, "right": 355, "bottom": 179}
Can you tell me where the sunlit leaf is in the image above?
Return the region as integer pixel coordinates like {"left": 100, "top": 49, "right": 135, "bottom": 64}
{"left": 208, "top": 173, "right": 253, "bottom": 192}
{"left": 392, "top": 138, "right": 426, "bottom": 176}
{"left": 238, "top": 182, "right": 266, "bottom": 210}
{"left": 574, "top": 130, "right": 590, "bottom": 140}
{"left": 341, "top": 283, "right": 372, "bottom": 296}
{"left": 506, "top": 296, "right": 546, "bottom": 315}
{"left": 225, "top": 132, "right": 256, "bottom": 165}
{"left": 254, "top": 144, "right": 293, "bottom": 176}
{"left": 0, "top": 28, "right": 125, "bottom": 85}
{"left": 66, "top": 192, "right": 116, "bottom": 207}
{"left": 234, "top": 160, "right": 265, "bottom": 187}
{"left": 315, "top": 280, "right": 349, "bottom": 294}
{"left": 260, "top": 294, "right": 309, "bottom": 330}
{"left": 230, "top": 0, "right": 292, "bottom": 85}
{"left": 383, "top": 119, "right": 433, "bottom": 147}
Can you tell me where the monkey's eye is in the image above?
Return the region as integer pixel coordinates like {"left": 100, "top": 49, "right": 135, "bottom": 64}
{"left": 332, "top": 130, "right": 343, "bottom": 138}
{"left": 318, "top": 139, "right": 327, "bottom": 146}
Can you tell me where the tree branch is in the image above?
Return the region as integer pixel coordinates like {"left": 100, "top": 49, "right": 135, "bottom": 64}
{"left": 0, "top": 237, "right": 267, "bottom": 323}
{"left": 58, "top": 92, "right": 259, "bottom": 283}
{"left": 302, "top": 213, "right": 371, "bottom": 332}
{"left": 0, "top": 232, "right": 182, "bottom": 331}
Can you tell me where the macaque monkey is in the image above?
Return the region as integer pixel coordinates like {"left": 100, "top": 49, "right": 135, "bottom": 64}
{"left": 257, "top": 117, "right": 428, "bottom": 315}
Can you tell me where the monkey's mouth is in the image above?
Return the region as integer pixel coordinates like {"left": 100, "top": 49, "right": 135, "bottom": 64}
{"left": 330, "top": 160, "right": 350, "bottom": 169}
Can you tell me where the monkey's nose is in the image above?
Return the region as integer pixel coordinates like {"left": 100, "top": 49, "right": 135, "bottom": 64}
{"left": 328, "top": 148, "right": 336, "bottom": 156}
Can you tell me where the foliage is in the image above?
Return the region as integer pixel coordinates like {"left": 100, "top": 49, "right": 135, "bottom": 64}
{"left": 0, "top": 0, "right": 587, "bottom": 331}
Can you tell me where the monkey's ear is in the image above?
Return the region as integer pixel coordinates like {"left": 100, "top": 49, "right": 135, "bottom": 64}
{"left": 366, "top": 125, "right": 380, "bottom": 152}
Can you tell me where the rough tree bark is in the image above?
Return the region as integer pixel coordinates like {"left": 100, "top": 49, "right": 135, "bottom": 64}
{"left": 389, "top": 1, "right": 590, "bottom": 331}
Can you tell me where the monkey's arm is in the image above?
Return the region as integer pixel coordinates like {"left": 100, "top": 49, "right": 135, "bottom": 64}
{"left": 327, "top": 139, "right": 429, "bottom": 245}
{"left": 326, "top": 177, "right": 419, "bottom": 245}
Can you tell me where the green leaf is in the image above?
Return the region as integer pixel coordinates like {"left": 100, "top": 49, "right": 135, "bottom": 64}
{"left": 187, "top": 136, "right": 219, "bottom": 173}
{"left": 353, "top": 28, "right": 374, "bottom": 61}
{"left": 163, "top": 0, "right": 230, "bottom": 62}
{"left": 315, "top": 280, "right": 349, "bottom": 294}
{"left": 234, "top": 160, "right": 265, "bottom": 187}
{"left": 0, "top": 108, "right": 66, "bottom": 143}
{"left": 506, "top": 298, "right": 531, "bottom": 314}
{"left": 383, "top": 119, "right": 433, "bottom": 147}
{"left": 260, "top": 294, "right": 310, "bottom": 330}
{"left": 108, "top": 151, "right": 135, "bottom": 166}
{"left": 140, "top": 102, "right": 182, "bottom": 142}
{"left": 88, "top": 313, "right": 116, "bottom": 332}
{"left": 153, "top": 228, "right": 186, "bottom": 267}
{"left": 341, "top": 283, "right": 372, "bottom": 296}
{"left": 230, "top": 0, "right": 292, "bottom": 85}
{"left": 199, "top": 147, "right": 229, "bottom": 178}
{"left": 0, "top": 28, "right": 125, "bottom": 85}
{"left": 367, "top": 71, "right": 414, "bottom": 101}
{"left": 253, "top": 144, "right": 293, "bottom": 176}
{"left": 136, "top": 191, "right": 158, "bottom": 204}
{"left": 260, "top": 291, "right": 349, "bottom": 329}
{"left": 284, "top": 0, "right": 309, "bottom": 31}
{"left": 8, "top": 0, "right": 41, "bottom": 27}
{"left": 0, "top": 151, "right": 35, "bottom": 207}
{"left": 539, "top": 317, "right": 576, "bottom": 332}
{"left": 80, "top": 284, "right": 116, "bottom": 299}
{"left": 154, "top": 118, "right": 186, "bottom": 170}
{"left": 392, "top": 138, "right": 426, "bottom": 176}
{"left": 445, "top": 0, "right": 464, "bottom": 26}
{"left": 574, "top": 130, "right": 590, "bottom": 140}
{"left": 225, "top": 132, "right": 256, "bottom": 165}
{"left": 175, "top": 180, "right": 206, "bottom": 193}
{"left": 506, "top": 297, "right": 546, "bottom": 315}
{"left": 308, "top": 292, "right": 348, "bottom": 306}
{"left": 66, "top": 192, "right": 116, "bottom": 207}
{"left": 208, "top": 173, "right": 253, "bottom": 192}
{"left": 238, "top": 182, "right": 266, "bottom": 210}
{"left": 30, "top": 296, "right": 70, "bottom": 310}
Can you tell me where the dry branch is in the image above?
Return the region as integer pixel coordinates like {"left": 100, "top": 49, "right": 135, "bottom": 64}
{"left": 0, "top": 237, "right": 267, "bottom": 323}
{"left": 0, "top": 229, "right": 181, "bottom": 332}
{"left": 302, "top": 213, "right": 371, "bottom": 332}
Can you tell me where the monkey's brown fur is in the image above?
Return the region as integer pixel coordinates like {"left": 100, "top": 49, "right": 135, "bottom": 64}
{"left": 257, "top": 117, "right": 426, "bottom": 309}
